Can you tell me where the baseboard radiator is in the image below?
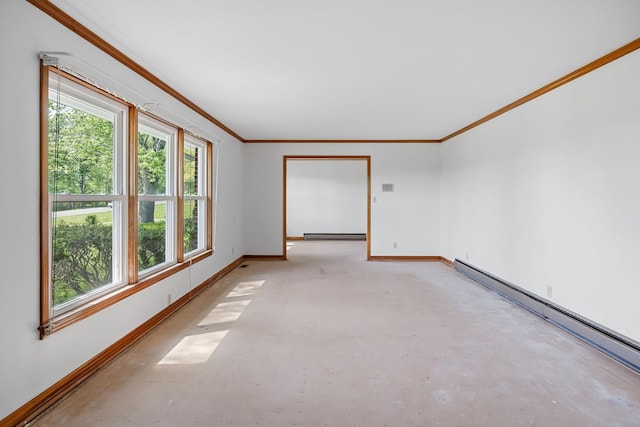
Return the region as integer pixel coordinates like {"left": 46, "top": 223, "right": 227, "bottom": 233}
{"left": 454, "top": 259, "right": 640, "bottom": 373}
{"left": 303, "top": 233, "right": 366, "bottom": 241}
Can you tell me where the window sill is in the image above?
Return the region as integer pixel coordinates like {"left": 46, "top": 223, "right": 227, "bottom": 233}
{"left": 39, "top": 249, "right": 213, "bottom": 338}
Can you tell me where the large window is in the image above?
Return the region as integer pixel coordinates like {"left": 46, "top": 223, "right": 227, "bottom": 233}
{"left": 41, "top": 66, "right": 213, "bottom": 336}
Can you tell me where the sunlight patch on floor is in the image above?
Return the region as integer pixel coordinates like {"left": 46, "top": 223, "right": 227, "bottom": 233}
{"left": 227, "top": 280, "right": 265, "bottom": 298}
{"left": 157, "top": 280, "right": 265, "bottom": 365}
{"left": 158, "top": 330, "right": 228, "bottom": 365}
{"left": 197, "top": 300, "right": 250, "bottom": 326}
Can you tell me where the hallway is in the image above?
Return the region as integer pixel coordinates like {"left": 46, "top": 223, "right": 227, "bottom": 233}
{"left": 33, "top": 241, "right": 640, "bottom": 426}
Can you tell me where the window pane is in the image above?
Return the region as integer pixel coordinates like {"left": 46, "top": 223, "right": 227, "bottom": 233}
{"left": 48, "top": 100, "right": 115, "bottom": 195}
{"left": 51, "top": 202, "right": 114, "bottom": 307}
{"left": 184, "top": 143, "right": 199, "bottom": 196}
{"left": 184, "top": 199, "right": 199, "bottom": 253}
{"left": 184, "top": 138, "right": 206, "bottom": 255}
{"left": 138, "top": 127, "right": 168, "bottom": 198}
{"left": 139, "top": 200, "right": 167, "bottom": 272}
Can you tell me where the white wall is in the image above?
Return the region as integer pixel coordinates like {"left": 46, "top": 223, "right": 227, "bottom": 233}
{"left": 245, "top": 143, "right": 441, "bottom": 256}
{"left": 0, "top": 1, "right": 245, "bottom": 420}
{"left": 441, "top": 49, "right": 640, "bottom": 343}
{"left": 286, "top": 160, "right": 367, "bottom": 237}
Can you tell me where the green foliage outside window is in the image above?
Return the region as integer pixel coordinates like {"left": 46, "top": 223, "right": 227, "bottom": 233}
{"left": 138, "top": 132, "right": 167, "bottom": 224}
{"left": 52, "top": 216, "right": 196, "bottom": 306}
{"left": 52, "top": 215, "right": 113, "bottom": 305}
{"left": 48, "top": 100, "right": 113, "bottom": 195}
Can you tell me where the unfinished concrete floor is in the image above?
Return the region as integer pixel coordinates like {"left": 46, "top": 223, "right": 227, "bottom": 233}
{"left": 33, "top": 241, "right": 640, "bottom": 426}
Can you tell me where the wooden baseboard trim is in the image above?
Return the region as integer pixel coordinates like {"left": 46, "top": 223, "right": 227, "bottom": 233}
{"left": 440, "top": 257, "right": 455, "bottom": 268}
{"left": 244, "top": 255, "right": 286, "bottom": 260}
{"left": 286, "top": 236, "right": 305, "bottom": 241}
{"left": 370, "top": 256, "right": 442, "bottom": 262}
{"left": 2, "top": 256, "right": 245, "bottom": 427}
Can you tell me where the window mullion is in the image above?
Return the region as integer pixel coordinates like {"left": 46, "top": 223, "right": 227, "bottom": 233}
{"left": 177, "top": 129, "right": 185, "bottom": 263}
{"left": 128, "top": 107, "right": 139, "bottom": 283}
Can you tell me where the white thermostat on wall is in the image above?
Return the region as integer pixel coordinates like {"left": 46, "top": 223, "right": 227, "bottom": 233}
{"left": 382, "top": 183, "right": 394, "bottom": 192}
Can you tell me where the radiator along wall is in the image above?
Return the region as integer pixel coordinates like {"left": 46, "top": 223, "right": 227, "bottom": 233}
{"left": 441, "top": 48, "right": 640, "bottom": 344}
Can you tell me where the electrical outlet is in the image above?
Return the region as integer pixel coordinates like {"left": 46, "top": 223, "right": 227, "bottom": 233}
{"left": 546, "top": 285, "right": 553, "bottom": 299}
{"left": 393, "top": 242, "right": 397, "bottom": 249}
{"left": 465, "top": 252, "right": 469, "bottom": 260}
{"left": 232, "top": 246, "right": 235, "bottom": 255}
{"left": 167, "top": 293, "right": 172, "bottom": 306}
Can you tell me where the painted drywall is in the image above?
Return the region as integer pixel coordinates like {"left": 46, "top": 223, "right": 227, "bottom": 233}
{"left": 286, "top": 160, "right": 367, "bottom": 237}
{"left": 244, "top": 144, "right": 441, "bottom": 256}
{"left": 441, "top": 48, "right": 640, "bottom": 343}
{"left": 0, "top": 1, "right": 245, "bottom": 420}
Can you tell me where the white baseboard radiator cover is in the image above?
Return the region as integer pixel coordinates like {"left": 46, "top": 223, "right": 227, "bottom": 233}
{"left": 454, "top": 259, "right": 640, "bottom": 373}
{"left": 303, "top": 233, "right": 366, "bottom": 241}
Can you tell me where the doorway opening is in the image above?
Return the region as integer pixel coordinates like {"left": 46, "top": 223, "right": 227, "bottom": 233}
{"left": 283, "top": 156, "right": 371, "bottom": 260}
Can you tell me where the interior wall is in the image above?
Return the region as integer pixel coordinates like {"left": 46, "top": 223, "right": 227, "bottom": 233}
{"left": 441, "top": 49, "right": 640, "bottom": 343}
{"left": 286, "top": 160, "right": 367, "bottom": 237}
{"left": 245, "top": 144, "right": 441, "bottom": 256}
{"left": 0, "top": 1, "right": 245, "bottom": 420}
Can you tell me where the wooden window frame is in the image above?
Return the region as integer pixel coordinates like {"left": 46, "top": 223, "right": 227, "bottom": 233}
{"left": 136, "top": 113, "right": 179, "bottom": 278}
{"left": 39, "top": 64, "right": 214, "bottom": 338}
{"left": 182, "top": 134, "right": 210, "bottom": 259}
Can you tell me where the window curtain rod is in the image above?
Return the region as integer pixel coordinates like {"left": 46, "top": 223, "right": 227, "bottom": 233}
{"left": 39, "top": 52, "right": 224, "bottom": 143}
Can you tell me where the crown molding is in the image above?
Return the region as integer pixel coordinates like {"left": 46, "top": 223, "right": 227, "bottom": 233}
{"left": 26, "top": 2, "right": 640, "bottom": 145}
{"left": 27, "top": 0, "right": 245, "bottom": 142}
{"left": 244, "top": 139, "right": 442, "bottom": 143}
{"left": 441, "top": 37, "right": 640, "bottom": 142}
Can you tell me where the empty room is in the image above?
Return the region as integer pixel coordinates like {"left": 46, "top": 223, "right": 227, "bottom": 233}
{"left": 1, "top": 0, "right": 639, "bottom": 425}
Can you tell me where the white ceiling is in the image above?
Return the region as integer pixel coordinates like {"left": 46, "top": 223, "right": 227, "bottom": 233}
{"left": 49, "top": 0, "right": 640, "bottom": 141}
